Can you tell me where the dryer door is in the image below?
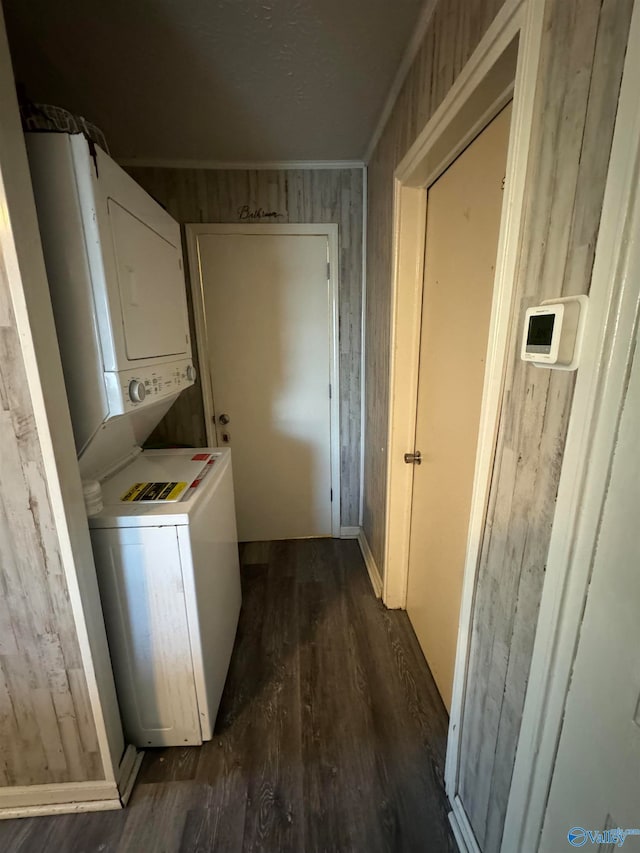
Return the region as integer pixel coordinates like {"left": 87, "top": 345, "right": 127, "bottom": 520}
{"left": 109, "top": 198, "right": 189, "bottom": 361}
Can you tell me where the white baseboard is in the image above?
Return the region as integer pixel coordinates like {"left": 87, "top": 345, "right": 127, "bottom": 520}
{"left": 0, "top": 780, "right": 121, "bottom": 819}
{"left": 449, "top": 797, "right": 481, "bottom": 853}
{"left": 117, "top": 745, "right": 144, "bottom": 806}
{"left": 0, "top": 798, "right": 123, "bottom": 820}
{"left": 450, "top": 811, "right": 467, "bottom": 852}
{"left": 357, "top": 531, "right": 383, "bottom": 598}
{"left": 0, "top": 745, "right": 144, "bottom": 819}
{"left": 340, "top": 526, "right": 361, "bottom": 539}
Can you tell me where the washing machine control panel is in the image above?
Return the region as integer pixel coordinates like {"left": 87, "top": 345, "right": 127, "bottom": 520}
{"left": 104, "top": 358, "right": 196, "bottom": 415}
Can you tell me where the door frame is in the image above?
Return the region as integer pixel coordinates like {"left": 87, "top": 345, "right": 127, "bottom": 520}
{"left": 502, "top": 3, "right": 640, "bottom": 848}
{"left": 186, "top": 222, "right": 341, "bottom": 539}
{"left": 381, "top": 0, "right": 545, "bottom": 847}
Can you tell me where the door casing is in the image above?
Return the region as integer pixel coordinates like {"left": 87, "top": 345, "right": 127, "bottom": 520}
{"left": 381, "top": 0, "right": 546, "bottom": 848}
{"left": 186, "top": 222, "right": 341, "bottom": 539}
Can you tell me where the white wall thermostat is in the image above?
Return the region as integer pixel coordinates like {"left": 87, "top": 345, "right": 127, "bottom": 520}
{"left": 520, "top": 295, "right": 588, "bottom": 370}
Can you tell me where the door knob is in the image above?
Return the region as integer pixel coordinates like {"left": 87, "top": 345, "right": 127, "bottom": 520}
{"left": 218, "top": 413, "right": 230, "bottom": 425}
{"left": 404, "top": 451, "right": 422, "bottom": 465}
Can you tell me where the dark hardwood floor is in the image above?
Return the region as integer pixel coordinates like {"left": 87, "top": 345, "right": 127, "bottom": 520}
{"left": 0, "top": 539, "right": 455, "bottom": 852}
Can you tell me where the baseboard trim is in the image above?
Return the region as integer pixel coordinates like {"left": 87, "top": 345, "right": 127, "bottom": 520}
{"left": 0, "top": 780, "right": 121, "bottom": 819}
{"left": 449, "top": 810, "right": 467, "bottom": 852}
{"left": 0, "top": 746, "right": 144, "bottom": 819}
{"left": 117, "top": 745, "right": 144, "bottom": 806}
{"left": 340, "top": 526, "right": 360, "bottom": 539}
{"left": 357, "top": 531, "right": 383, "bottom": 598}
{"left": 0, "top": 798, "right": 122, "bottom": 820}
{"left": 449, "top": 797, "right": 481, "bottom": 853}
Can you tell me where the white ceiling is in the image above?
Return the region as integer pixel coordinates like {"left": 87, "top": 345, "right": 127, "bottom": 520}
{"left": 3, "top": 0, "right": 425, "bottom": 163}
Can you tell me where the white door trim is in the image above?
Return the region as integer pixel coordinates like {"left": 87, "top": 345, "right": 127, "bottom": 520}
{"left": 502, "top": 3, "right": 640, "bottom": 848}
{"left": 381, "top": 0, "right": 546, "bottom": 846}
{"left": 186, "top": 222, "right": 341, "bottom": 538}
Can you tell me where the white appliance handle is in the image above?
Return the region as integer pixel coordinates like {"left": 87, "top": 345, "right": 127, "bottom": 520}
{"left": 125, "top": 264, "right": 138, "bottom": 306}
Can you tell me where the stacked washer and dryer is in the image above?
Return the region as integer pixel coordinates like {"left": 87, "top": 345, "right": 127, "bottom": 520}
{"left": 27, "top": 133, "right": 241, "bottom": 747}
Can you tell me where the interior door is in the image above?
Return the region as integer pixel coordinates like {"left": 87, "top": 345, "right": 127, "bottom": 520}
{"left": 540, "top": 324, "right": 640, "bottom": 851}
{"left": 406, "top": 103, "right": 512, "bottom": 711}
{"left": 194, "top": 231, "right": 333, "bottom": 542}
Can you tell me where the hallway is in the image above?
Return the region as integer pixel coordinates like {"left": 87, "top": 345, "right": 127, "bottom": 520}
{"left": 0, "top": 539, "right": 455, "bottom": 852}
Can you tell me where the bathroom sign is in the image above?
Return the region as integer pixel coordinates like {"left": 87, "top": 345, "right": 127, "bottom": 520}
{"left": 120, "top": 481, "right": 188, "bottom": 502}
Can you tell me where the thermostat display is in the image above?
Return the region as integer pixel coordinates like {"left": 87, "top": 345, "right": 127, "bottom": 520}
{"left": 526, "top": 313, "right": 556, "bottom": 354}
{"left": 521, "top": 296, "right": 588, "bottom": 370}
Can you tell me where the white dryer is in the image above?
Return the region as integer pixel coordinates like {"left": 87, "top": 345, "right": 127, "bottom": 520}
{"left": 26, "top": 132, "right": 195, "bottom": 480}
{"left": 27, "top": 135, "right": 242, "bottom": 750}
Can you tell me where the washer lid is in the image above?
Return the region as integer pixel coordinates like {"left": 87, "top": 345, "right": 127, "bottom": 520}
{"left": 89, "top": 447, "right": 231, "bottom": 528}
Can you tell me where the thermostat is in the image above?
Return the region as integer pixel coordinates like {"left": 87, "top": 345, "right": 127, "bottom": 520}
{"left": 521, "top": 295, "right": 588, "bottom": 370}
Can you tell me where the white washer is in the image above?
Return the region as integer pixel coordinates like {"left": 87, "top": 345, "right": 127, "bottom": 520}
{"left": 88, "top": 447, "right": 241, "bottom": 747}
{"left": 26, "top": 135, "right": 242, "bottom": 753}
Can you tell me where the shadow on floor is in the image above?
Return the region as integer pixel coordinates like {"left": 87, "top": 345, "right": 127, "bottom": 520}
{"left": 0, "top": 538, "right": 455, "bottom": 853}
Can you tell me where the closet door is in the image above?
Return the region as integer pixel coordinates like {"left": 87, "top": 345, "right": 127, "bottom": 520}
{"left": 406, "top": 104, "right": 512, "bottom": 710}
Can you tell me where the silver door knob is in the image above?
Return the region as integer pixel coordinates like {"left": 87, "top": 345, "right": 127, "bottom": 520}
{"left": 218, "top": 413, "right": 230, "bottom": 425}
{"left": 404, "top": 451, "right": 421, "bottom": 465}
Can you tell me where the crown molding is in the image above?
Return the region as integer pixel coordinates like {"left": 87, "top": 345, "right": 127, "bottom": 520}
{"left": 117, "top": 158, "right": 365, "bottom": 171}
{"left": 363, "top": 0, "right": 438, "bottom": 163}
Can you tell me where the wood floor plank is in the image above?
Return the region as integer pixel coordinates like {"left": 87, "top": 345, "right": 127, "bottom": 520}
{"left": 294, "top": 538, "right": 448, "bottom": 853}
{"left": 0, "top": 809, "right": 125, "bottom": 853}
{"left": 340, "top": 543, "right": 455, "bottom": 852}
{"left": 117, "top": 781, "right": 207, "bottom": 853}
{"left": 240, "top": 541, "right": 304, "bottom": 852}
{"left": 0, "top": 539, "right": 454, "bottom": 852}
{"left": 137, "top": 745, "right": 200, "bottom": 784}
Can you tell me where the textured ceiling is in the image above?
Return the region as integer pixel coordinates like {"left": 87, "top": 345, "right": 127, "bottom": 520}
{"left": 3, "top": 0, "right": 425, "bottom": 162}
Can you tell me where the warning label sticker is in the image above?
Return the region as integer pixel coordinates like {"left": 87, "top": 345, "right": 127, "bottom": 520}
{"left": 191, "top": 453, "right": 211, "bottom": 462}
{"left": 120, "top": 482, "right": 188, "bottom": 502}
{"left": 187, "top": 458, "right": 217, "bottom": 492}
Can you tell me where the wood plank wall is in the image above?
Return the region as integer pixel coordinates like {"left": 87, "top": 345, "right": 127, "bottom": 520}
{"left": 0, "top": 247, "right": 103, "bottom": 787}
{"left": 125, "top": 167, "right": 363, "bottom": 529}
{"left": 364, "top": 0, "right": 634, "bottom": 849}
{"left": 458, "top": 1, "right": 634, "bottom": 850}
{"left": 363, "top": 0, "right": 505, "bottom": 570}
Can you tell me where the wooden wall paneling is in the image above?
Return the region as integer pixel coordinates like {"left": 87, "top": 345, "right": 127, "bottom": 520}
{"left": 363, "top": 0, "right": 633, "bottom": 847}
{"left": 126, "top": 166, "right": 363, "bottom": 528}
{"left": 362, "top": 0, "right": 505, "bottom": 573}
{"left": 456, "top": 1, "right": 634, "bottom": 850}
{"left": 0, "top": 254, "right": 103, "bottom": 787}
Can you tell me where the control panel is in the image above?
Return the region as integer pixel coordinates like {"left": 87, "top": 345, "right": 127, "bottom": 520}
{"left": 103, "top": 358, "right": 196, "bottom": 416}
{"left": 521, "top": 296, "right": 588, "bottom": 370}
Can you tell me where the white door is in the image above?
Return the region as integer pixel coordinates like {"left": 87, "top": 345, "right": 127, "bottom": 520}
{"left": 191, "top": 228, "right": 336, "bottom": 542}
{"left": 406, "top": 103, "right": 512, "bottom": 711}
{"left": 540, "top": 325, "right": 640, "bottom": 851}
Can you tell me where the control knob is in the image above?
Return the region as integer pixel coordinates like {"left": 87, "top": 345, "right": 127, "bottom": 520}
{"left": 128, "top": 380, "right": 146, "bottom": 403}
{"left": 186, "top": 365, "right": 197, "bottom": 382}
